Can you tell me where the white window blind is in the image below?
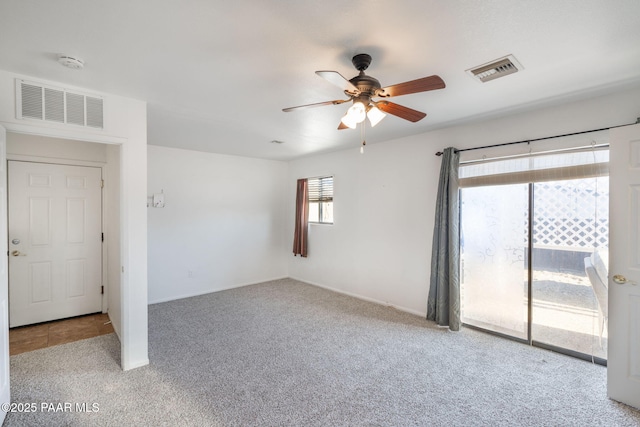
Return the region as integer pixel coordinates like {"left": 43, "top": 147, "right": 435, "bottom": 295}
{"left": 459, "top": 147, "right": 609, "bottom": 188}
{"left": 308, "top": 176, "right": 334, "bottom": 224}
{"left": 308, "top": 176, "right": 333, "bottom": 202}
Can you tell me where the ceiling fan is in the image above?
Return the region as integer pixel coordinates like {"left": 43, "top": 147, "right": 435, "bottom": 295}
{"left": 283, "top": 53, "right": 445, "bottom": 130}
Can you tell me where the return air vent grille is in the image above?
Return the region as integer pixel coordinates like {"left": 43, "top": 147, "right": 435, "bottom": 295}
{"left": 16, "top": 79, "right": 104, "bottom": 129}
{"left": 85, "top": 96, "right": 104, "bottom": 128}
{"left": 44, "top": 88, "right": 64, "bottom": 123}
{"left": 66, "top": 92, "right": 85, "bottom": 126}
{"left": 466, "top": 55, "right": 523, "bottom": 83}
{"left": 21, "top": 83, "right": 43, "bottom": 120}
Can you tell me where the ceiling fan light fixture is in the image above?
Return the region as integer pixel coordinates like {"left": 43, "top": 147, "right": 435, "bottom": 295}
{"left": 348, "top": 102, "right": 366, "bottom": 122}
{"left": 340, "top": 112, "right": 358, "bottom": 129}
{"left": 341, "top": 101, "right": 366, "bottom": 129}
{"left": 367, "top": 105, "right": 386, "bottom": 127}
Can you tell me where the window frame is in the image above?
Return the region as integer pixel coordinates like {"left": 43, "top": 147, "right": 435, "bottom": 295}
{"left": 307, "top": 175, "right": 334, "bottom": 225}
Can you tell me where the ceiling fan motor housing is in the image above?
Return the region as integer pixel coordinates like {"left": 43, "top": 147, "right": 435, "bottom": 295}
{"left": 347, "top": 74, "right": 381, "bottom": 97}
{"left": 346, "top": 54, "right": 381, "bottom": 98}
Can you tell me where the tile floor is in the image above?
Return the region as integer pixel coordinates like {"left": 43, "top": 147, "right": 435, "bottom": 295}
{"left": 9, "top": 313, "right": 114, "bottom": 356}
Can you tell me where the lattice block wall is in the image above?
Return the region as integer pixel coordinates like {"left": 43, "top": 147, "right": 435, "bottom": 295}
{"left": 532, "top": 177, "right": 609, "bottom": 250}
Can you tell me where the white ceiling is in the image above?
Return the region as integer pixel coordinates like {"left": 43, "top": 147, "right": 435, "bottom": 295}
{"left": 1, "top": 0, "right": 640, "bottom": 160}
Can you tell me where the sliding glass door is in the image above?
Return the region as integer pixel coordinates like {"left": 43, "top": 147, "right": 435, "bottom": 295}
{"left": 460, "top": 184, "right": 528, "bottom": 340}
{"left": 459, "top": 145, "right": 609, "bottom": 362}
{"left": 531, "top": 177, "right": 608, "bottom": 360}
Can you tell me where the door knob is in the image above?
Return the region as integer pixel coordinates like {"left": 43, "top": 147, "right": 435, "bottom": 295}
{"left": 612, "top": 274, "right": 637, "bottom": 285}
{"left": 11, "top": 250, "right": 26, "bottom": 257}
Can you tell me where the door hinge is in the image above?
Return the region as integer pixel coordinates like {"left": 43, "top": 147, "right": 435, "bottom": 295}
{"left": 101, "top": 179, "right": 104, "bottom": 188}
{"left": 101, "top": 286, "right": 104, "bottom": 295}
{"left": 101, "top": 232, "right": 104, "bottom": 242}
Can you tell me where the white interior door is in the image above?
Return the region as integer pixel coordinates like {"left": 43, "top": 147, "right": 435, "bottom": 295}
{"left": 8, "top": 161, "right": 102, "bottom": 327}
{"left": 608, "top": 123, "right": 640, "bottom": 409}
{"left": 0, "top": 126, "right": 10, "bottom": 423}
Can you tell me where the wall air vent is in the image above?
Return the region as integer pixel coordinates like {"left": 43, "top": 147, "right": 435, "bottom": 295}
{"left": 466, "top": 55, "right": 523, "bottom": 83}
{"left": 16, "top": 79, "right": 104, "bottom": 129}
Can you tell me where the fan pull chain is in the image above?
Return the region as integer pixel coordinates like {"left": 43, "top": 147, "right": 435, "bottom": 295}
{"left": 360, "top": 122, "right": 366, "bottom": 154}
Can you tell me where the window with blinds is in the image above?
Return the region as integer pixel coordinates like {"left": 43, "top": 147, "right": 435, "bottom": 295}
{"left": 308, "top": 176, "right": 333, "bottom": 224}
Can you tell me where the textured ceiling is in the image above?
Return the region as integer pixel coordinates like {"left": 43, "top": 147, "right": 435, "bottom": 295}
{"left": 1, "top": 0, "right": 640, "bottom": 160}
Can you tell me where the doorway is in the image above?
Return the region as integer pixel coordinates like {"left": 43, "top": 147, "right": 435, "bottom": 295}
{"left": 459, "top": 145, "right": 609, "bottom": 363}
{"left": 8, "top": 161, "right": 103, "bottom": 327}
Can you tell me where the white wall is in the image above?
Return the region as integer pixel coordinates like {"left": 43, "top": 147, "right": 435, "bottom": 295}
{"left": 288, "top": 85, "right": 640, "bottom": 316}
{"left": 287, "top": 139, "right": 435, "bottom": 316}
{"left": 118, "top": 99, "right": 148, "bottom": 370}
{"left": 106, "top": 145, "right": 121, "bottom": 337}
{"left": 147, "top": 145, "right": 288, "bottom": 303}
{"left": 0, "top": 69, "right": 148, "bottom": 370}
{"left": 6, "top": 133, "right": 107, "bottom": 162}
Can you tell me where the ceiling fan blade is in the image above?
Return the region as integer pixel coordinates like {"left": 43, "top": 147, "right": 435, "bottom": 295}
{"left": 337, "top": 121, "right": 349, "bottom": 130}
{"left": 377, "top": 75, "right": 445, "bottom": 98}
{"left": 282, "top": 99, "right": 349, "bottom": 112}
{"left": 376, "top": 101, "right": 426, "bottom": 122}
{"left": 316, "top": 71, "right": 359, "bottom": 94}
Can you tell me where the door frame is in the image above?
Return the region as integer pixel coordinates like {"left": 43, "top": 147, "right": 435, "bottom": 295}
{"left": 7, "top": 156, "right": 109, "bottom": 315}
{"left": 607, "top": 123, "right": 640, "bottom": 408}
{"left": 0, "top": 125, "right": 9, "bottom": 424}
{"left": 2, "top": 102, "right": 149, "bottom": 372}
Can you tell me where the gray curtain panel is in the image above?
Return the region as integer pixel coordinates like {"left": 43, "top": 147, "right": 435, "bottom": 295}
{"left": 427, "top": 147, "right": 461, "bottom": 331}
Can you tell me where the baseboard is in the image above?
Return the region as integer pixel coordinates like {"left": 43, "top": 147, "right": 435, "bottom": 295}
{"left": 149, "top": 275, "right": 427, "bottom": 318}
{"left": 148, "top": 276, "right": 289, "bottom": 305}
{"left": 106, "top": 311, "right": 121, "bottom": 341}
{"left": 289, "top": 276, "right": 427, "bottom": 318}
{"left": 122, "top": 358, "right": 150, "bottom": 371}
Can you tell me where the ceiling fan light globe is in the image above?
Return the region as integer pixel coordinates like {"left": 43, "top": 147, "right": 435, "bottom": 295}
{"left": 367, "top": 106, "right": 386, "bottom": 127}
{"left": 341, "top": 113, "right": 358, "bottom": 129}
{"left": 347, "top": 102, "right": 366, "bottom": 124}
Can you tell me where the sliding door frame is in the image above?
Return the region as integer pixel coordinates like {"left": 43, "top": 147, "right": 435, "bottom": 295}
{"left": 461, "top": 182, "right": 607, "bottom": 366}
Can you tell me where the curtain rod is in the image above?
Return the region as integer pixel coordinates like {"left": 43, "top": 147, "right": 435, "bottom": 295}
{"left": 460, "top": 143, "right": 609, "bottom": 165}
{"left": 434, "top": 119, "right": 639, "bottom": 157}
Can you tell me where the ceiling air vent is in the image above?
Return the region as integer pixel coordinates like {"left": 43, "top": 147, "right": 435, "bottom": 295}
{"left": 466, "top": 55, "right": 523, "bottom": 83}
{"left": 15, "top": 79, "right": 104, "bottom": 129}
